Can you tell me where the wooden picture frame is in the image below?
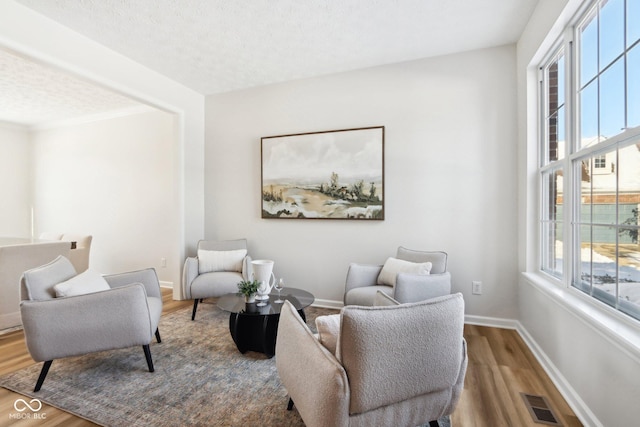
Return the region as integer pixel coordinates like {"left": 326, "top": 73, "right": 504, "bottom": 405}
{"left": 261, "top": 126, "right": 384, "bottom": 220}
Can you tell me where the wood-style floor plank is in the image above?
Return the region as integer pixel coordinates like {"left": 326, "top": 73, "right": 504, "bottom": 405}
{"left": 0, "top": 291, "right": 582, "bottom": 426}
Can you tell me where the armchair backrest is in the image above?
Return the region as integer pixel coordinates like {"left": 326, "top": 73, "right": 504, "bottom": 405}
{"left": 21, "top": 255, "right": 77, "bottom": 301}
{"left": 337, "top": 293, "right": 465, "bottom": 415}
{"left": 396, "top": 246, "right": 447, "bottom": 274}
{"left": 198, "top": 239, "right": 247, "bottom": 252}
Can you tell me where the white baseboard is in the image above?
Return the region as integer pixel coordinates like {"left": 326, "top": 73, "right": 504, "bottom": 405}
{"left": 515, "top": 322, "right": 603, "bottom": 427}
{"left": 159, "top": 281, "right": 174, "bottom": 289}
{"left": 311, "top": 299, "right": 343, "bottom": 310}
{"left": 467, "top": 314, "right": 601, "bottom": 427}
{"left": 0, "top": 311, "right": 21, "bottom": 331}
{"left": 464, "top": 314, "right": 519, "bottom": 329}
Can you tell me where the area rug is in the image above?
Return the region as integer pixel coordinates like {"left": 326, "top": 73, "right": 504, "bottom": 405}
{"left": 0, "top": 301, "right": 450, "bottom": 427}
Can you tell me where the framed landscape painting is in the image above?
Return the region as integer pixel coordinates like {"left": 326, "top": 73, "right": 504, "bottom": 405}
{"left": 261, "top": 126, "right": 384, "bottom": 220}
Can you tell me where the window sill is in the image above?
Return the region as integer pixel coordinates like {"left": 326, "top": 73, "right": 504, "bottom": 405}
{"left": 522, "top": 272, "right": 640, "bottom": 362}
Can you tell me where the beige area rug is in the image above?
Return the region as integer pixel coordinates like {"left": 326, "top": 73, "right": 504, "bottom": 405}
{"left": 0, "top": 301, "right": 450, "bottom": 427}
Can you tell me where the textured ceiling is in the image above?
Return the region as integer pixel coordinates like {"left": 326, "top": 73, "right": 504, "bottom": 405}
{"left": 0, "top": 49, "right": 142, "bottom": 126}
{"left": 3, "top": 0, "right": 539, "bottom": 126}
{"left": 15, "top": 0, "right": 539, "bottom": 95}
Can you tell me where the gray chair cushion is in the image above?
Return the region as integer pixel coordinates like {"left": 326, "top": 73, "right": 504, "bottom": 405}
{"left": 344, "top": 285, "right": 392, "bottom": 306}
{"left": 22, "top": 255, "right": 77, "bottom": 301}
{"left": 190, "top": 271, "right": 243, "bottom": 299}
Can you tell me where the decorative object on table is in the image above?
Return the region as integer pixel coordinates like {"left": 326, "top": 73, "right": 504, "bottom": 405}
{"left": 261, "top": 126, "right": 384, "bottom": 220}
{"left": 274, "top": 277, "right": 285, "bottom": 303}
{"left": 251, "top": 259, "right": 275, "bottom": 306}
{"left": 237, "top": 279, "right": 259, "bottom": 303}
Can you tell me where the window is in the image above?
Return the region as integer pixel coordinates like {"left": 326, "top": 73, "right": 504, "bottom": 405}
{"left": 540, "top": 0, "right": 640, "bottom": 321}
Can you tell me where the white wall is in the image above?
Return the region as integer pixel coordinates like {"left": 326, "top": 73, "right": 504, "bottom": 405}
{"left": 0, "top": 123, "right": 31, "bottom": 238}
{"left": 31, "top": 110, "right": 179, "bottom": 282}
{"left": 206, "top": 45, "right": 519, "bottom": 315}
{"left": 0, "top": 1, "right": 205, "bottom": 294}
{"left": 517, "top": 1, "right": 640, "bottom": 426}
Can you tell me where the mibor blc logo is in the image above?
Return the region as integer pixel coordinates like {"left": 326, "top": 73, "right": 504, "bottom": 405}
{"left": 10, "top": 398, "right": 46, "bottom": 420}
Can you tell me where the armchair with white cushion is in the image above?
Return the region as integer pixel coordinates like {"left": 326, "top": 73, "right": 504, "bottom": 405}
{"left": 344, "top": 246, "right": 451, "bottom": 305}
{"left": 276, "top": 293, "right": 467, "bottom": 427}
{"left": 182, "top": 239, "right": 252, "bottom": 320}
{"left": 20, "top": 255, "right": 162, "bottom": 392}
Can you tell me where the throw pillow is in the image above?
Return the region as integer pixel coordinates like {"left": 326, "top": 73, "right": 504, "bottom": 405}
{"left": 377, "top": 257, "right": 432, "bottom": 287}
{"left": 198, "top": 249, "right": 247, "bottom": 274}
{"left": 315, "top": 314, "right": 341, "bottom": 355}
{"left": 53, "top": 269, "right": 111, "bottom": 298}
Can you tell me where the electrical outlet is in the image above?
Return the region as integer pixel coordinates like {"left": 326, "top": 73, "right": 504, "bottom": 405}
{"left": 161, "top": 257, "right": 167, "bottom": 268}
{"left": 472, "top": 281, "right": 482, "bottom": 295}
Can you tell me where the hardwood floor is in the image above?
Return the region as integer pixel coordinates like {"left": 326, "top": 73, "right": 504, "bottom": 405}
{"left": 0, "top": 289, "right": 582, "bottom": 426}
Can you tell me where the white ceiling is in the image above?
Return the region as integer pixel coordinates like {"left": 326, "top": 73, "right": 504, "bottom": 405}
{"left": 2, "top": 0, "right": 539, "bottom": 125}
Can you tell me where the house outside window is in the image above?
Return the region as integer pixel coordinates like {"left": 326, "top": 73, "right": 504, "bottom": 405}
{"left": 540, "top": 0, "right": 640, "bottom": 321}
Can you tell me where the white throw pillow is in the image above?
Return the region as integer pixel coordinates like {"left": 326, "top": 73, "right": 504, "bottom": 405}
{"left": 198, "top": 249, "right": 247, "bottom": 274}
{"left": 315, "top": 314, "right": 341, "bottom": 355}
{"left": 377, "top": 257, "right": 432, "bottom": 286}
{"left": 53, "top": 269, "right": 111, "bottom": 298}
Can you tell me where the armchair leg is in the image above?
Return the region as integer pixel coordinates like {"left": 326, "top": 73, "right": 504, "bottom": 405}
{"left": 155, "top": 328, "right": 162, "bottom": 343}
{"left": 34, "top": 360, "right": 53, "bottom": 392}
{"left": 287, "top": 397, "right": 294, "bottom": 411}
{"left": 429, "top": 421, "right": 440, "bottom": 427}
{"left": 191, "top": 299, "right": 200, "bottom": 320}
{"left": 143, "top": 345, "right": 154, "bottom": 372}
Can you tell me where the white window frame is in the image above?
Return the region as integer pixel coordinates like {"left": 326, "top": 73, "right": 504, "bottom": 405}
{"left": 538, "top": 0, "right": 640, "bottom": 323}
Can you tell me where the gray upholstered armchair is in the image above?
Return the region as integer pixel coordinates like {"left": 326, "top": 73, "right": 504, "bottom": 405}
{"left": 182, "top": 239, "right": 252, "bottom": 320}
{"left": 20, "top": 256, "right": 162, "bottom": 392}
{"left": 344, "top": 246, "right": 451, "bottom": 305}
{"left": 276, "top": 293, "right": 467, "bottom": 427}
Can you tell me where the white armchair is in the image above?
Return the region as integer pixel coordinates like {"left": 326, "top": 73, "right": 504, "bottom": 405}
{"left": 276, "top": 293, "right": 467, "bottom": 427}
{"left": 344, "top": 246, "right": 451, "bottom": 305}
{"left": 20, "top": 256, "right": 162, "bottom": 392}
{"left": 182, "top": 239, "right": 252, "bottom": 320}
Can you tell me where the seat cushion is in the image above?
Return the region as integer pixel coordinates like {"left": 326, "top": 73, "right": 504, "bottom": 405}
{"left": 190, "top": 271, "right": 244, "bottom": 299}
{"left": 373, "top": 290, "right": 401, "bottom": 306}
{"left": 22, "top": 255, "right": 78, "bottom": 301}
{"left": 344, "top": 285, "right": 393, "bottom": 306}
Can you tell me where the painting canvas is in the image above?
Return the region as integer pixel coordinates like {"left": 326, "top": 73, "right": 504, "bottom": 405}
{"left": 261, "top": 126, "right": 384, "bottom": 220}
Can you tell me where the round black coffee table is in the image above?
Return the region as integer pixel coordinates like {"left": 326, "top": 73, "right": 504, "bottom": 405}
{"left": 217, "top": 287, "right": 314, "bottom": 358}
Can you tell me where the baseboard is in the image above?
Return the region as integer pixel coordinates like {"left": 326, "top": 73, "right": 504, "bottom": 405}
{"left": 464, "top": 314, "right": 519, "bottom": 329}
{"left": 0, "top": 311, "right": 21, "bottom": 331}
{"left": 515, "top": 322, "right": 603, "bottom": 427}
{"left": 311, "top": 299, "right": 343, "bottom": 310}
{"left": 461, "top": 314, "right": 600, "bottom": 427}
{"left": 159, "top": 281, "right": 174, "bottom": 289}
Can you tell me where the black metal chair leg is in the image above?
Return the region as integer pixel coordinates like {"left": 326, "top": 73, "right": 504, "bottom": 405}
{"left": 155, "top": 328, "right": 162, "bottom": 343}
{"left": 34, "top": 360, "right": 53, "bottom": 392}
{"left": 429, "top": 420, "right": 440, "bottom": 427}
{"left": 143, "top": 344, "right": 154, "bottom": 372}
{"left": 287, "top": 397, "right": 294, "bottom": 410}
{"left": 191, "top": 299, "right": 199, "bottom": 320}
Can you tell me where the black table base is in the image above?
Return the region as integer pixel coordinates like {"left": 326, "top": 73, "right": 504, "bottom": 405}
{"left": 228, "top": 308, "right": 306, "bottom": 358}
